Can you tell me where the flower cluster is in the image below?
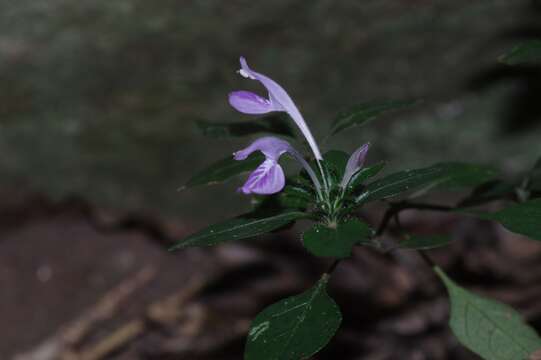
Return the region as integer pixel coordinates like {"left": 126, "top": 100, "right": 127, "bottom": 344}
{"left": 229, "top": 57, "right": 369, "bottom": 206}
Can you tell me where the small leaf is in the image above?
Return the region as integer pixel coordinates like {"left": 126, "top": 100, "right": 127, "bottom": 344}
{"left": 245, "top": 274, "right": 342, "bottom": 360}
{"left": 435, "top": 267, "right": 541, "bottom": 360}
{"left": 304, "top": 151, "right": 348, "bottom": 188}
{"left": 181, "top": 152, "right": 264, "bottom": 190}
{"left": 278, "top": 185, "right": 314, "bottom": 209}
{"left": 302, "top": 219, "right": 373, "bottom": 258}
{"left": 331, "top": 100, "right": 416, "bottom": 135}
{"left": 467, "top": 199, "right": 541, "bottom": 241}
{"left": 499, "top": 40, "right": 541, "bottom": 66}
{"left": 322, "top": 150, "right": 349, "bottom": 185}
{"left": 356, "top": 162, "right": 497, "bottom": 204}
{"left": 399, "top": 235, "right": 451, "bottom": 250}
{"left": 348, "top": 161, "right": 386, "bottom": 190}
{"left": 195, "top": 114, "right": 295, "bottom": 138}
{"left": 169, "top": 211, "right": 308, "bottom": 250}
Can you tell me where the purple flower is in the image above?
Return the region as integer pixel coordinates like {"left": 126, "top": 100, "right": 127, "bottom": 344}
{"left": 234, "top": 136, "right": 321, "bottom": 196}
{"left": 340, "top": 143, "right": 370, "bottom": 188}
{"left": 229, "top": 57, "right": 322, "bottom": 161}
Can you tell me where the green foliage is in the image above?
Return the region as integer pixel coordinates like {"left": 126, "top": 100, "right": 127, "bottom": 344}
{"left": 321, "top": 150, "right": 349, "bottom": 186}
{"left": 181, "top": 152, "right": 264, "bottom": 190}
{"left": 399, "top": 235, "right": 450, "bottom": 250}
{"left": 330, "top": 100, "right": 416, "bottom": 135}
{"left": 499, "top": 40, "right": 541, "bottom": 65}
{"left": 169, "top": 211, "right": 308, "bottom": 250}
{"left": 195, "top": 114, "right": 295, "bottom": 138}
{"left": 245, "top": 274, "right": 342, "bottom": 360}
{"left": 435, "top": 267, "right": 541, "bottom": 360}
{"left": 470, "top": 199, "right": 541, "bottom": 241}
{"left": 458, "top": 180, "right": 517, "bottom": 207}
{"left": 278, "top": 185, "right": 314, "bottom": 209}
{"left": 348, "top": 161, "right": 386, "bottom": 190}
{"left": 302, "top": 218, "right": 373, "bottom": 258}
{"left": 356, "top": 162, "right": 497, "bottom": 204}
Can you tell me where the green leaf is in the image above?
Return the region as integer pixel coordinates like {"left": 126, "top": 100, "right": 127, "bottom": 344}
{"left": 278, "top": 185, "right": 314, "bottom": 209}
{"left": 348, "top": 161, "right": 386, "bottom": 190}
{"left": 356, "top": 162, "right": 497, "bottom": 204}
{"left": 302, "top": 219, "right": 373, "bottom": 258}
{"left": 469, "top": 199, "right": 541, "bottom": 241}
{"left": 245, "top": 274, "right": 342, "bottom": 360}
{"left": 195, "top": 114, "right": 295, "bottom": 138}
{"left": 321, "top": 150, "right": 349, "bottom": 185}
{"left": 330, "top": 100, "right": 416, "bottom": 135}
{"left": 169, "top": 211, "right": 308, "bottom": 250}
{"left": 458, "top": 180, "right": 517, "bottom": 208}
{"left": 435, "top": 267, "right": 541, "bottom": 360}
{"left": 181, "top": 152, "right": 264, "bottom": 190}
{"left": 499, "top": 40, "right": 541, "bottom": 66}
{"left": 399, "top": 235, "right": 451, "bottom": 250}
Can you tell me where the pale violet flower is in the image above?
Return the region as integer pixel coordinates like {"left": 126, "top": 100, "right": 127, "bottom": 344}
{"left": 234, "top": 136, "right": 321, "bottom": 196}
{"left": 229, "top": 57, "right": 323, "bottom": 161}
{"left": 340, "top": 143, "right": 370, "bottom": 188}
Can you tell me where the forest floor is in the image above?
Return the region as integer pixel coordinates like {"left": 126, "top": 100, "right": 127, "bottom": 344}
{"left": 3, "top": 187, "right": 541, "bottom": 360}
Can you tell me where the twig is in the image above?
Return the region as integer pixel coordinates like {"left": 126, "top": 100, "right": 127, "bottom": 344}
{"left": 374, "top": 201, "right": 454, "bottom": 269}
{"left": 376, "top": 201, "right": 452, "bottom": 237}
{"left": 68, "top": 275, "right": 207, "bottom": 360}
{"left": 71, "top": 320, "right": 145, "bottom": 360}
{"left": 326, "top": 259, "right": 341, "bottom": 275}
{"left": 13, "top": 267, "right": 156, "bottom": 360}
{"left": 325, "top": 201, "right": 451, "bottom": 279}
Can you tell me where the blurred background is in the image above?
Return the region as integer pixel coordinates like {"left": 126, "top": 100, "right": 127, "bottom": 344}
{"left": 1, "top": 1, "right": 541, "bottom": 359}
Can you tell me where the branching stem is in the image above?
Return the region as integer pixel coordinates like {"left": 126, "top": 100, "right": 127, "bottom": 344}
{"left": 324, "top": 200, "right": 453, "bottom": 277}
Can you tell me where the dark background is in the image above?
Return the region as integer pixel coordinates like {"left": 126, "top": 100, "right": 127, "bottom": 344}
{"left": 1, "top": 1, "right": 541, "bottom": 359}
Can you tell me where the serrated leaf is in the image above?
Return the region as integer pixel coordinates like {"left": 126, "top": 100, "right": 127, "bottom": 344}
{"left": 435, "top": 267, "right": 541, "bottom": 360}
{"left": 302, "top": 219, "right": 373, "bottom": 258}
{"left": 356, "top": 162, "right": 497, "bottom": 204}
{"left": 499, "top": 40, "right": 541, "bottom": 66}
{"left": 245, "top": 274, "right": 342, "bottom": 360}
{"left": 195, "top": 114, "right": 295, "bottom": 138}
{"left": 181, "top": 152, "right": 264, "bottom": 190}
{"left": 468, "top": 199, "right": 541, "bottom": 241}
{"left": 330, "top": 100, "right": 416, "bottom": 135}
{"left": 169, "top": 211, "right": 307, "bottom": 250}
{"left": 399, "top": 235, "right": 451, "bottom": 250}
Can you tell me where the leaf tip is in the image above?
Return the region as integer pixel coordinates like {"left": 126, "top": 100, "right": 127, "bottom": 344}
{"left": 167, "top": 243, "right": 183, "bottom": 252}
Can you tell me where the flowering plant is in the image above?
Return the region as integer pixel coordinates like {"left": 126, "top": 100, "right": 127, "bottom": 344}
{"left": 174, "top": 52, "right": 541, "bottom": 359}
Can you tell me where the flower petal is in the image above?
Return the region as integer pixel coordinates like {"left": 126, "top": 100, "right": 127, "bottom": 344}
{"left": 228, "top": 91, "right": 273, "bottom": 114}
{"left": 233, "top": 136, "right": 291, "bottom": 161}
{"left": 236, "top": 57, "right": 322, "bottom": 160}
{"left": 240, "top": 159, "right": 285, "bottom": 195}
{"left": 239, "top": 57, "right": 289, "bottom": 112}
{"left": 341, "top": 143, "right": 370, "bottom": 188}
